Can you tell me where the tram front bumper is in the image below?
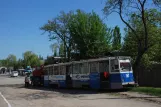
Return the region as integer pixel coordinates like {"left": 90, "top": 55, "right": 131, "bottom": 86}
{"left": 122, "top": 82, "right": 136, "bottom": 87}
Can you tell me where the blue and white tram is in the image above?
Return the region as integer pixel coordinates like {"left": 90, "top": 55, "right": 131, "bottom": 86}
{"left": 44, "top": 63, "right": 71, "bottom": 88}
{"left": 44, "top": 56, "right": 135, "bottom": 89}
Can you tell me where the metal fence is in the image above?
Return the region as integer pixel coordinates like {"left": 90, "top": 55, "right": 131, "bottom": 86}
{"left": 135, "top": 64, "right": 161, "bottom": 87}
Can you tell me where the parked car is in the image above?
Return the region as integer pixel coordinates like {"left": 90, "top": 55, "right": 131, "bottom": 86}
{"left": 11, "top": 71, "right": 18, "bottom": 77}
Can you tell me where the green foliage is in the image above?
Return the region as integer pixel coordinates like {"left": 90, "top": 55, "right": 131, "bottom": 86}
{"left": 112, "top": 26, "right": 121, "bottom": 50}
{"left": 123, "top": 9, "right": 161, "bottom": 67}
{"left": 0, "top": 52, "right": 44, "bottom": 70}
{"left": 153, "top": 0, "right": 161, "bottom": 6}
{"left": 6, "top": 54, "right": 17, "bottom": 67}
{"left": 104, "top": 0, "right": 161, "bottom": 74}
{"left": 50, "top": 43, "right": 58, "bottom": 57}
{"left": 41, "top": 10, "right": 112, "bottom": 60}
{"left": 0, "top": 54, "right": 17, "bottom": 68}
{"left": 23, "top": 51, "right": 42, "bottom": 67}
{"left": 59, "top": 43, "right": 64, "bottom": 57}
{"left": 38, "top": 55, "right": 43, "bottom": 60}
{"left": 0, "top": 59, "right": 8, "bottom": 67}
{"left": 16, "top": 59, "right": 24, "bottom": 69}
{"left": 41, "top": 11, "right": 74, "bottom": 61}
{"left": 44, "top": 56, "right": 55, "bottom": 65}
{"left": 68, "top": 10, "right": 111, "bottom": 59}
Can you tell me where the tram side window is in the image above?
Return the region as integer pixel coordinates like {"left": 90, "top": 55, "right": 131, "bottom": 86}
{"left": 111, "top": 60, "right": 119, "bottom": 72}
{"left": 90, "top": 62, "right": 98, "bottom": 73}
{"left": 59, "top": 66, "right": 66, "bottom": 75}
{"left": 49, "top": 67, "right": 51, "bottom": 75}
{"left": 99, "top": 61, "right": 109, "bottom": 72}
{"left": 63, "top": 66, "right": 66, "bottom": 75}
{"left": 49, "top": 67, "right": 53, "bottom": 75}
{"left": 48, "top": 67, "right": 51, "bottom": 75}
{"left": 66, "top": 65, "right": 72, "bottom": 75}
{"left": 80, "top": 63, "right": 89, "bottom": 74}
{"left": 54, "top": 66, "right": 59, "bottom": 75}
{"left": 73, "top": 64, "right": 80, "bottom": 74}
{"left": 51, "top": 67, "right": 54, "bottom": 75}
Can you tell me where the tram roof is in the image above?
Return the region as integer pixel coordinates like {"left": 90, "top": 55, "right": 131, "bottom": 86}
{"left": 44, "top": 56, "right": 131, "bottom": 67}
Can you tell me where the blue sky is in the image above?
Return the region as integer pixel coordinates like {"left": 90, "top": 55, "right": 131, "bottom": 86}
{"left": 0, "top": 0, "right": 125, "bottom": 59}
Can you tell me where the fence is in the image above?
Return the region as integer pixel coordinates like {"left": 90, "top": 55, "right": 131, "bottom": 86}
{"left": 135, "top": 64, "right": 161, "bottom": 87}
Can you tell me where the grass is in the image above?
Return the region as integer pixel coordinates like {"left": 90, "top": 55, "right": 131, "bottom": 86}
{"left": 128, "top": 87, "right": 161, "bottom": 97}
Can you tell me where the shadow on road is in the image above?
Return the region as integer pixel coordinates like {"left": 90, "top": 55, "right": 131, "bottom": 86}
{"left": 15, "top": 85, "right": 130, "bottom": 94}
{"left": 14, "top": 85, "right": 160, "bottom": 99}
{"left": 1, "top": 84, "right": 160, "bottom": 101}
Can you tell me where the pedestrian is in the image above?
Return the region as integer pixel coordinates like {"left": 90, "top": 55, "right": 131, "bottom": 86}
{"left": 25, "top": 73, "right": 30, "bottom": 87}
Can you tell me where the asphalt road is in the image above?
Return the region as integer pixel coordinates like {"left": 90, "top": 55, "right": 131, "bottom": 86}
{"left": 0, "top": 74, "right": 24, "bottom": 86}
{"left": 0, "top": 74, "right": 24, "bottom": 107}
{"left": 0, "top": 74, "right": 161, "bottom": 107}
{"left": 0, "top": 93, "right": 7, "bottom": 107}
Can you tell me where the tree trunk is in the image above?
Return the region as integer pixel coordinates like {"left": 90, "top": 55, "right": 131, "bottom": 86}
{"left": 133, "top": 50, "right": 145, "bottom": 85}
{"left": 66, "top": 47, "right": 71, "bottom": 62}
{"left": 63, "top": 43, "right": 67, "bottom": 62}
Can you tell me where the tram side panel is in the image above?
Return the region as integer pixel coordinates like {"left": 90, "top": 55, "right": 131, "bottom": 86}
{"left": 72, "top": 63, "right": 90, "bottom": 88}
{"left": 48, "top": 65, "right": 66, "bottom": 88}
{"left": 89, "top": 62, "right": 100, "bottom": 89}
{"left": 89, "top": 60, "right": 111, "bottom": 90}
{"left": 65, "top": 65, "right": 73, "bottom": 88}
{"left": 99, "top": 60, "right": 110, "bottom": 89}
{"left": 58, "top": 65, "right": 66, "bottom": 88}
{"left": 109, "top": 59, "right": 123, "bottom": 89}
{"left": 43, "top": 67, "right": 49, "bottom": 87}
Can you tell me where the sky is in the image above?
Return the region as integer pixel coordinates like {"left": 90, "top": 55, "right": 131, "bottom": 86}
{"left": 0, "top": 0, "right": 125, "bottom": 59}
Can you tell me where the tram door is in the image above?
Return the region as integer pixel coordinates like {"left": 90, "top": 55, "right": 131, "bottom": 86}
{"left": 99, "top": 61, "right": 110, "bottom": 89}
{"left": 66, "top": 65, "right": 72, "bottom": 88}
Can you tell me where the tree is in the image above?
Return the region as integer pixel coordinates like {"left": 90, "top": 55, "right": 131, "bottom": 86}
{"left": 44, "top": 56, "right": 54, "bottom": 65}
{"left": 104, "top": 0, "right": 161, "bottom": 72}
{"left": 112, "top": 26, "right": 121, "bottom": 50}
{"left": 41, "top": 11, "right": 74, "bottom": 62}
{"left": 122, "top": 9, "right": 161, "bottom": 82}
{"left": 59, "top": 42, "right": 64, "bottom": 57}
{"left": 50, "top": 43, "right": 59, "bottom": 57}
{"left": 0, "top": 60, "right": 1, "bottom": 66}
{"left": 23, "top": 51, "right": 42, "bottom": 68}
{"left": 38, "top": 55, "right": 43, "bottom": 60}
{"left": 0, "top": 59, "right": 8, "bottom": 67}
{"left": 6, "top": 54, "right": 17, "bottom": 68}
{"left": 16, "top": 59, "right": 24, "bottom": 69}
{"left": 123, "top": 9, "right": 161, "bottom": 61}
{"left": 153, "top": 0, "right": 161, "bottom": 8}
{"left": 68, "top": 10, "right": 112, "bottom": 59}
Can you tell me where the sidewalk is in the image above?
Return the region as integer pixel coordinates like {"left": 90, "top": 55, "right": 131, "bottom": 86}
{"left": 119, "top": 91, "right": 161, "bottom": 103}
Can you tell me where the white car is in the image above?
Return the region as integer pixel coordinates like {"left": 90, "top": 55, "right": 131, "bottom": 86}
{"left": 11, "top": 71, "right": 18, "bottom": 77}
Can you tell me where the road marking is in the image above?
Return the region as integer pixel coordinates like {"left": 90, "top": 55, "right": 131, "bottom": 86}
{"left": 0, "top": 92, "right": 11, "bottom": 107}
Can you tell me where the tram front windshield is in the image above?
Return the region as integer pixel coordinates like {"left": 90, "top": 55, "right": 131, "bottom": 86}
{"left": 120, "top": 62, "right": 132, "bottom": 72}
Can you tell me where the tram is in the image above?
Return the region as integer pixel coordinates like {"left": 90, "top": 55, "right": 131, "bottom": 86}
{"left": 43, "top": 56, "right": 135, "bottom": 89}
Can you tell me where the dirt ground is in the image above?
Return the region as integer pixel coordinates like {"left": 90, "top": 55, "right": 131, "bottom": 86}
{"left": 0, "top": 85, "right": 161, "bottom": 107}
